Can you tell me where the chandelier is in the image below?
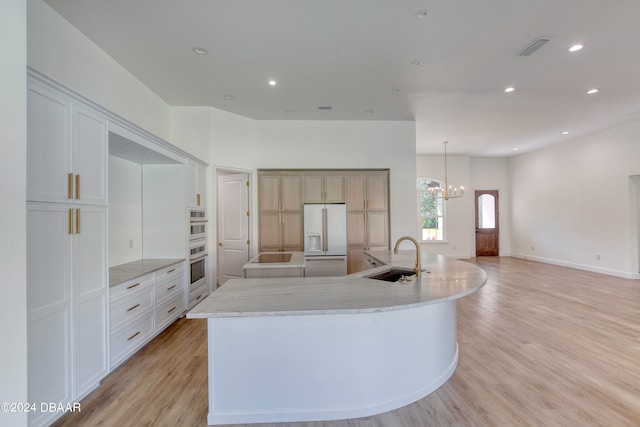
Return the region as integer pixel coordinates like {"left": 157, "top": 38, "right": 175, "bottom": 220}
{"left": 430, "top": 141, "right": 464, "bottom": 201}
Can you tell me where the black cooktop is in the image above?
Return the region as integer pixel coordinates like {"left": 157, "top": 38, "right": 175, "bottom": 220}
{"left": 253, "top": 253, "right": 292, "bottom": 263}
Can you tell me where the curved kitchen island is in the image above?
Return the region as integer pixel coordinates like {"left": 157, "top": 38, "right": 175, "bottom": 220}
{"left": 187, "top": 251, "right": 487, "bottom": 425}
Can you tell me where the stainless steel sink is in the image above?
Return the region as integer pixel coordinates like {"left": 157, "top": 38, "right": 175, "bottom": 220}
{"left": 364, "top": 268, "right": 416, "bottom": 282}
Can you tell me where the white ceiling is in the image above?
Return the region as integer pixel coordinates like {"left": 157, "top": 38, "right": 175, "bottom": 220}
{"left": 45, "top": 0, "right": 640, "bottom": 156}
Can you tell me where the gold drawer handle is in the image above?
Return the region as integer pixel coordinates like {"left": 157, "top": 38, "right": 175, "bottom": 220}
{"left": 196, "top": 294, "right": 203, "bottom": 301}
{"left": 126, "top": 283, "right": 140, "bottom": 290}
{"left": 127, "top": 331, "right": 140, "bottom": 341}
{"left": 168, "top": 306, "right": 177, "bottom": 314}
{"left": 126, "top": 303, "right": 140, "bottom": 312}
{"left": 167, "top": 285, "right": 176, "bottom": 291}
{"left": 167, "top": 268, "right": 176, "bottom": 274}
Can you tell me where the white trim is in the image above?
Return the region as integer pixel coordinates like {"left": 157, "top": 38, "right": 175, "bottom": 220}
{"left": 511, "top": 253, "right": 638, "bottom": 279}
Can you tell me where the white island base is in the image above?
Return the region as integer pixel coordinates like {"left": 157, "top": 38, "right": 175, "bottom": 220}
{"left": 206, "top": 301, "right": 457, "bottom": 424}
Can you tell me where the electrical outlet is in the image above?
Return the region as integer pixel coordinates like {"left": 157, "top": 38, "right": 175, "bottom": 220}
{"left": 129, "top": 239, "right": 134, "bottom": 249}
{"left": 596, "top": 254, "right": 600, "bottom": 260}
{"left": 531, "top": 245, "right": 535, "bottom": 251}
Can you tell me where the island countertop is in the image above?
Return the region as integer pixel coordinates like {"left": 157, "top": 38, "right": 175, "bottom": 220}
{"left": 188, "top": 250, "right": 486, "bottom": 318}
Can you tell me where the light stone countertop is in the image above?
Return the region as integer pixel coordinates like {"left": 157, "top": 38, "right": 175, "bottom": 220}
{"left": 188, "top": 250, "right": 487, "bottom": 318}
{"left": 242, "top": 251, "right": 305, "bottom": 270}
{"left": 109, "top": 258, "right": 185, "bottom": 287}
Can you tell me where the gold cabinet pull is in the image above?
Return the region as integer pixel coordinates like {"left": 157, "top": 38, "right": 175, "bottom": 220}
{"left": 67, "top": 173, "right": 73, "bottom": 199}
{"left": 167, "top": 306, "right": 177, "bottom": 314}
{"left": 196, "top": 193, "right": 201, "bottom": 206}
{"left": 127, "top": 331, "right": 140, "bottom": 341}
{"left": 167, "top": 268, "right": 176, "bottom": 274}
{"left": 126, "top": 282, "right": 140, "bottom": 290}
{"left": 167, "top": 285, "right": 176, "bottom": 291}
{"left": 68, "top": 208, "right": 73, "bottom": 234}
{"left": 75, "top": 174, "right": 80, "bottom": 199}
{"left": 126, "top": 303, "right": 140, "bottom": 312}
{"left": 195, "top": 294, "right": 203, "bottom": 301}
{"left": 75, "top": 209, "right": 80, "bottom": 234}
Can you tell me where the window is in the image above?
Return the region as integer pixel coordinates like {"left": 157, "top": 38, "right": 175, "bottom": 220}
{"left": 417, "top": 178, "right": 444, "bottom": 241}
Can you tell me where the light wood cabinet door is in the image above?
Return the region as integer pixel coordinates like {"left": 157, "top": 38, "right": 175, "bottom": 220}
{"left": 345, "top": 175, "right": 365, "bottom": 211}
{"left": 324, "top": 175, "right": 345, "bottom": 202}
{"left": 303, "top": 175, "right": 323, "bottom": 203}
{"left": 282, "top": 211, "right": 303, "bottom": 251}
{"left": 346, "top": 212, "right": 366, "bottom": 246}
{"left": 304, "top": 174, "right": 344, "bottom": 203}
{"left": 367, "top": 211, "right": 389, "bottom": 248}
{"left": 259, "top": 174, "right": 281, "bottom": 212}
{"left": 281, "top": 175, "right": 302, "bottom": 211}
{"left": 259, "top": 212, "right": 282, "bottom": 251}
{"left": 366, "top": 174, "right": 388, "bottom": 211}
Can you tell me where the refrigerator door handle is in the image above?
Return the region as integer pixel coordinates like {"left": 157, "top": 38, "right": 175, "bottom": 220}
{"left": 322, "top": 208, "right": 328, "bottom": 252}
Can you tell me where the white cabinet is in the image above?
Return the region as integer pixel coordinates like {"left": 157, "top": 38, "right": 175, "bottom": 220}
{"left": 27, "top": 203, "right": 108, "bottom": 427}
{"left": 27, "top": 77, "right": 109, "bottom": 427}
{"left": 27, "top": 82, "right": 107, "bottom": 205}
{"left": 187, "top": 160, "right": 207, "bottom": 208}
{"left": 109, "top": 262, "right": 185, "bottom": 370}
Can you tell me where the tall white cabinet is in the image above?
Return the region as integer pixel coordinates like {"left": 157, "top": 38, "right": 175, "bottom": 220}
{"left": 27, "top": 78, "right": 108, "bottom": 427}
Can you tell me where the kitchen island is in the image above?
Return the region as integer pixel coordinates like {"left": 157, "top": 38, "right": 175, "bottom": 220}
{"left": 188, "top": 250, "right": 486, "bottom": 425}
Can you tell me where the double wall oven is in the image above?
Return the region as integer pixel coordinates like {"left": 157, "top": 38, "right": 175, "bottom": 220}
{"left": 189, "top": 209, "right": 208, "bottom": 303}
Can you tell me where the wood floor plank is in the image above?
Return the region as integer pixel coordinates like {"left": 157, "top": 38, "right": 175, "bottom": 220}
{"left": 53, "top": 257, "right": 640, "bottom": 426}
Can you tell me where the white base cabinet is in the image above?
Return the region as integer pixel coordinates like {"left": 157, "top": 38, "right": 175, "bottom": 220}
{"left": 27, "top": 203, "right": 108, "bottom": 427}
{"left": 109, "top": 262, "right": 185, "bottom": 370}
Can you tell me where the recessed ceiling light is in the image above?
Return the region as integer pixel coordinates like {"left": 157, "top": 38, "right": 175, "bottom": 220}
{"left": 569, "top": 44, "right": 583, "bottom": 52}
{"left": 268, "top": 80, "right": 277, "bottom": 86}
{"left": 192, "top": 46, "right": 208, "bottom": 55}
{"left": 318, "top": 105, "right": 333, "bottom": 110}
{"left": 562, "top": 131, "right": 569, "bottom": 135}
{"left": 285, "top": 109, "right": 296, "bottom": 115}
{"left": 415, "top": 9, "right": 428, "bottom": 19}
{"left": 392, "top": 89, "right": 400, "bottom": 94}
{"left": 410, "top": 60, "right": 423, "bottom": 68}
{"left": 223, "top": 94, "right": 234, "bottom": 100}
{"left": 587, "top": 88, "right": 599, "bottom": 94}
{"left": 364, "top": 110, "right": 374, "bottom": 115}
{"left": 513, "top": 148, "right": 519, "bottom": 151}
{"left": 504, "top": 87, "right": 515, "bottom": 93}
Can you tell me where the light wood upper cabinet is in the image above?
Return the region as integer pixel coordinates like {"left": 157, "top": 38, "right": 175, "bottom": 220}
{"left": 303, "top": 174, "right": 345, "bottom": 203}
{"left": 258, "top": 172, "right": 303, "bottom": 252}
{"left": 345, "top": 171, "right": 390, "bottom": 274}
{"left": 28, "top": 83, "right": 107, "bottom": 206}
{"left": 258, "top": 170, "right": 389, "bottom": 270}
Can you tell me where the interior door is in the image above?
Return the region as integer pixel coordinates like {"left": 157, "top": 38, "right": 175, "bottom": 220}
{"left": 475, "top": 190, "right": 499, "bottom": 256}
{"left": 217, "top": 173, "right": 250, "bottom": 285}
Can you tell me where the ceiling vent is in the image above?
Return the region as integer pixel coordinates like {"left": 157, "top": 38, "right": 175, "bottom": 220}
{"left": 517, "top": 37, "right": 550, "bottom": 56}
{"left": 318, "top": 105, "right": 333, "bottom": 110}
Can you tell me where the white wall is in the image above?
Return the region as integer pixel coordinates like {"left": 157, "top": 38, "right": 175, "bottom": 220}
{"left": 510, "top": 119, "right": 640, "bottom": 278}
{"left": 470, "top": 158, "right": 511, "bottom": 256}
{"left": 1, "top": 0, "right": 28, "bottom": 425}
{"left": 253, "top": 120, "right": 418, "bottom": 244}
{"left": 108, "top": 156, "right": 143, "bottom": 267}
{"left": 416, "top": 155, "right": 473, "bottom": 258}
{"left": 169, "top": 106, "right": 211, "bottom": 162}
{"left": 27, "top": 0, "right": 171, "bottom": 141}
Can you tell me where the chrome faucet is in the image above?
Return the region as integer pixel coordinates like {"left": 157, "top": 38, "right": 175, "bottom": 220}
{"left": 393, "top": 236, "right": 422, "bottom": 277}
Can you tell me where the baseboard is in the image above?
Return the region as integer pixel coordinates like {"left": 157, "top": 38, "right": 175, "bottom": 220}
{"left": 510, "top": 253, "right": 638, "bottom": 279}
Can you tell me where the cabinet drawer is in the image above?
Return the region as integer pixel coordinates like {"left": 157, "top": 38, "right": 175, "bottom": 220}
{"left": 110, "top": 273, "right": 154, "bottom": 300}
{"left": 154, "top": 262, "right": 184, "bottom": 282}
{"left": 155, "top": 293, "right": 184, "bottom": 332}
{"left": 109, "top": 312, "right": 154, "bottom": 368}
{"left": 109, "top": 287, "right": 154, "bottom": 329}
{"left": 155, "top": 274, "right": 183, "bottom": 303}
{"left": 188, "top": 283, "right": 209, "bottom": 308}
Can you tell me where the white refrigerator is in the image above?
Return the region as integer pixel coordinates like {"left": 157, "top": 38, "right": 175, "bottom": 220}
{"left": 303, "top": 203, "right": 347, "bottom": 277}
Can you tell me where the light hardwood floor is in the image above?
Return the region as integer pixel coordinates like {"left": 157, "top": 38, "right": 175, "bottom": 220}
{"left": 54, "top": 257, "right": 640, "bottom": 426}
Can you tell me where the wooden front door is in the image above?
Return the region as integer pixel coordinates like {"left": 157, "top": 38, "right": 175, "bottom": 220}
{"left": 475, "top": 190, "right": 499, "bottom": 256}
